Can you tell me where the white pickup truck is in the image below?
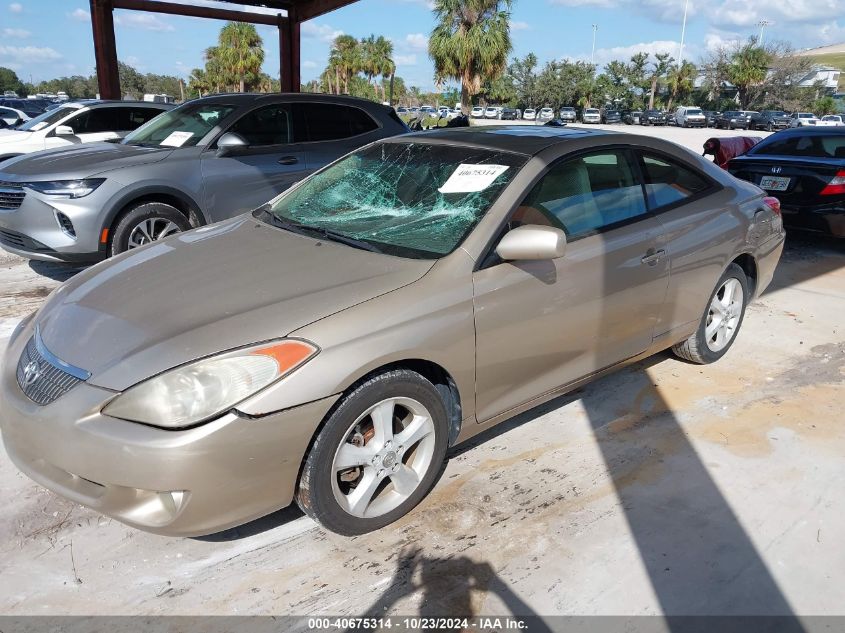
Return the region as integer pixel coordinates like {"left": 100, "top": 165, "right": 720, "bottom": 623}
{"left": 789, "top": 112, "right": 838, "bottom": 127}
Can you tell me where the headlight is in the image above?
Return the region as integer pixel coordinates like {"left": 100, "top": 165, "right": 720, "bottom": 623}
{"left": 102, "top": 339, "right": 318, "bottom": 429}
{"left": 23, "top": 178, "right": 105, "bottom": 198}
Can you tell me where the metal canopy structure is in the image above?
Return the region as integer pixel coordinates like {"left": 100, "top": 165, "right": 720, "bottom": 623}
{"left": 88, "top": 0, "right": 361, "bottom": 99}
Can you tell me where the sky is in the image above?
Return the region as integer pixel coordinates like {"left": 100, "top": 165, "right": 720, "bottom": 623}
{"left": 0, "top": 0, "right": 842, "bottom": 90}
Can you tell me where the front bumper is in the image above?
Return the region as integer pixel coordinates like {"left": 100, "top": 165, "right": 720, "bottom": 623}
{"left": 0, "top": 180, "right": 123, "bottom": 261}
{"left": 0, "top": 322, "right": 339, "bottom": 537}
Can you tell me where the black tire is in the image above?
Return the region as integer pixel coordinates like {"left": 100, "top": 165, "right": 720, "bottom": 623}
{"left": 109, "top": 201, "right": 191, "bottom": 256}
{"left": 296, "top": 369, "right": 449, "bottom": 535}
{"left": 672, "top": 263, "right": 749, "bottom": 365}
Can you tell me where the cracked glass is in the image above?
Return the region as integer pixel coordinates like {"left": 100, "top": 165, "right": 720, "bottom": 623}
{"left": 266, "top": 142, "right": 527, "bottom": 259}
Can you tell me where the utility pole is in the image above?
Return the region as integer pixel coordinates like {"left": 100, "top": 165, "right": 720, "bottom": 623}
{"left": 758, "top": 20, "right": 770, "bottom": 46}
{"left": 678, "top": 0, "right": 689, "bottom": 67}
{"left": 591, "top": 24, "right": 598, "bottom": 68}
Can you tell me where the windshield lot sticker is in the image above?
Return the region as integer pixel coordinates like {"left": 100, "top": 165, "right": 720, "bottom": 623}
{"left": 438, "top": 164, "right": 509, "bottom": 194}
{"left": 160, "top": 131, "right": 194, "bottom": 147}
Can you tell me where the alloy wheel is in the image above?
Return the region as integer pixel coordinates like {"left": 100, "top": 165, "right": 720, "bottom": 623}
{"left": 705, "top": 277, "right": 744, "bottom": 352}
{"left": 127, "top": 218, "right": 183, "bottom": 249}
{"left": 331, "top": 397, "right": 437, "bottom": 519}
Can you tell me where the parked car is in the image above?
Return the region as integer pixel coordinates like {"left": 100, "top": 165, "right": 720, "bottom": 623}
{"left": 640, "top": 109, "right": 667, "bottom": 126}
{"left": 714, "top": 111, "right": 749, "bottom": 130}
{"left": 470, "top": 106, "right": 485, "bottom": 118}
{"left": 581, "top": 108, "right": 601, "bottom": 124}
{"left": 623, "top": 110, "right": 642, "bottom": 125}
{"left": 789, "top": 112, "right": 826, "bottom": 127}
{"left": 821, "top": 115, "right": 844, "bottom": 126}
{"left": 0, "top": 98, "right": 45, "bottom": 119}
{"left": 0, "top": 106, "right": 30, "bottom": 128}
{"left": 728, "top": 127, "right": 845, "bottom": 237}
{"left": 500, "top": 107, "right": 520, "bottom": 120}
{"left": 0, "top": 125, "right": 785, "bottom": 537}
{"left": 0, "top": 93, "right": 409, "bottom": 262}
{"left": 559, "top": 107, "right": 576, "bottom": 122}
{"left": 675, "top": 106, "right": 706, "bottom": 128}
{"left": 522, "top": 108, "right": 537, "bottom": 120}
{"left": 484, "top": 106, "right": 500, "bottom": 119}
{"left": 0, "top": 100, "right": 171, "bottom": 163}
{"left": 538, "top": 107, "right": 555, "bottom": 121}
{"left": 748, "top": 110, "right": 791, "bottom": 131}
{"left": 703, "top": 111, "right": 720, "bottom": 127}
{"left": 601, "top": 109, "right": 622, "bottom": 124}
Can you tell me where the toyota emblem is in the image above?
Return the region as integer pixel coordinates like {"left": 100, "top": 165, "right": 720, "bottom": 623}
{"left": 771, "top": 166, "right": 782, "bottom": 174}
{"left": 22, "top": 360, "right": 42, "bottom": 387}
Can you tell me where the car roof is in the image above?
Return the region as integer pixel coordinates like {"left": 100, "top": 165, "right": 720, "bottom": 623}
{"left": 766, "top": 126, "right": 845, "bottom": 136}
{"left": 393, "top": 125, "right": 612, "bottom": 155}
{"left": 188, "top": 92, "right": 390, "bottom": 110}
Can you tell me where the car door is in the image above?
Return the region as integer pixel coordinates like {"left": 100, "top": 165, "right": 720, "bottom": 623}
{"left": 293, "top": 102, "right": 382, "bottom": 171}
{"left": 200, "top": 102, "right": 307, "bottom": 221}
{"left": 54, "top": 106, "right": 123, "bottom": 145}
{"left": 473, "top": 148, "right": 670, "bottom": 423}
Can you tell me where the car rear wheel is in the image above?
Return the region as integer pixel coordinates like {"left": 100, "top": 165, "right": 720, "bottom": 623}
{"left": 110, "top": 202, "right": 191, "bottom": 256}
{"left": 672, "top": 263, "right": 749, "bottom": 364}
{"left": 296, "top": 369, "right": 449, "bottom": 535}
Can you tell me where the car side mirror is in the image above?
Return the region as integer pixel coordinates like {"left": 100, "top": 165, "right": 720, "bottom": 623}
{"left": 496, "top": 224, "right": 567, "bottom": 261}
{"left": 216, "top": 132, "right": 249, "bottom": 157}
{"left": 54, "top": 125, "right": 75, "bottom": 136}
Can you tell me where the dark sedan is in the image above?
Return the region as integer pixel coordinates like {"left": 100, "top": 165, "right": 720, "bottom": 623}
{"left": 728, "top": 127, "right": 845, "bottom": 237}
{"left": 715, "top": 111, "right": 748, "bottom": 130}
{"left": 749, "top": 110, "right": 791, "bottom": 132}
{"left": 623, "top": 110, "right": 642, "bottom": 125}
{"left": 602, "top": 109, "right": 622, "bottom": 124}
{"left": 500, "top": 108, "right": 520, "bottom": 120}
{"left": 640, "top": 110, "right": 667, "bottom": 126}
{"left": 704, "top": 111, "right": 720, "bottom": 127}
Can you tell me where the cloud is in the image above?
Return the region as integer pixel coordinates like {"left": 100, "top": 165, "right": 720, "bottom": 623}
{"left": 114, "top": 12, "right": 175, "bottom": 31}
{"left": 573, "top": 39, "right": 686, "bottom": 67}
{"left": 0, "top": 45, "right": 62, "bottom": 65}
{"left": 301, "top": 21, "right": 343, "bottom": 43}
{"left": 302, "top": 60, "right": 318, "bottom": 69}
{"left": 398, "top": 0, "right": 435, "bottom": 8}
{"left": 8, "top": 2, "right": 22, "bottom": 13}
{"left": 68, "top": 7, "right": 89, "bottom": 21}
{"left": 549, "top": 0, "right": 619, "bottom": 7}
{"left": 165, "top": 0, "right": 286, "bottom": 16}
{"left": 394, "top": 54, "right": 418, "bottom": 66}
{"left": 2, "top": 27, "right": 29, "bottom": 38}
{"left": 510, "top": 21, "right": 530, "bottom": 31}
{"left": 405, "top": 33, "right": 429, "bottom": 52}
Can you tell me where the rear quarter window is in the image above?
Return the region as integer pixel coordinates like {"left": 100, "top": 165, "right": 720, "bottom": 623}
{"left": 297, "top": 103, "right": 379, "bottom": 142}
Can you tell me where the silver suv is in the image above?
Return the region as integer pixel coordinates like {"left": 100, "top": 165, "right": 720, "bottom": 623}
{"left": 0, "top": 94, "right": 408, "bottom": 262}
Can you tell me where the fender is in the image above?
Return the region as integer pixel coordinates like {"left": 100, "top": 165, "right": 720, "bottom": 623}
{"left": 101, "top": 185, "right": 210, "bottom": 237}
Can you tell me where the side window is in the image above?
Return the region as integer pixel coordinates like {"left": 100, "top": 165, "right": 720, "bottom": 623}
{"left": 513, "top": 150, "right": 647, "bottom": 239}
{"left": 118, "top": 107, "right": 163, "bottom": 131}
{"left": 298, "top": 103, "right": 378, "bottom": 142}
{"left": 69, "top": 107, "right": 119, "bottom": 134}
{"left": 228, "top": 104, "right": 292, "bottom": 146}
{"left": 639, "top": 153, "right": 711, "bottom": 210}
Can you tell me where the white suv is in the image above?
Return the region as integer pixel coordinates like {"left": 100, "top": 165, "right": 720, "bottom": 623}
{"left": 0, "top": 100, "right": 171, "bottom": 162}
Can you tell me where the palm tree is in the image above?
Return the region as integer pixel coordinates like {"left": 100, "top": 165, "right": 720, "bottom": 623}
{"left": 371, "top": 35, "right": 395, "bottom": 103}
{"left": 666, "top": 61, "right": 696, "bottom": 111}
{"left": 188, "top": 68, "right": 211, "bottom": 98}
{"left": 428, "top": 0, "right": 513, "bottom": 114}
{"left": 647, "top": 52, "right": 673, "bottom": 110}
{"left": 331, "top": 34, "right": 361, "bottom": 94}
{"left": 217, "top": 22, "right": 265, "bottom": 92}
{"left": 360, "top": 35, "right": 378, "bottom": 85}
{"left": 726, "top": 41, "right": 771, "bottom": 109}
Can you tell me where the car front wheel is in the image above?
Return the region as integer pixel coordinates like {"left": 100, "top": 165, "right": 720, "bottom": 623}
{"left": 296, "top": 369, "right": 449, "bottom": 535}
{"left": 672, "top": 263, "right": 749, "bottom": 364}
{"left": 110, "top": 201, "right": 191, "bottom": 256}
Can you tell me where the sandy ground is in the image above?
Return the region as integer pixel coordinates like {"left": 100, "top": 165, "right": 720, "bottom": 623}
{"left": 0, "top": 125, "right": 843, "bottom": 620}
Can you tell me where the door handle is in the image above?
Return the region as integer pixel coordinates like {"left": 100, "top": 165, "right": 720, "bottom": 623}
{"left": 277, "top": 156, "right": 299, "bottom": 165}
{"left": 641, "top": 249, "right": 666, "bottom": 265}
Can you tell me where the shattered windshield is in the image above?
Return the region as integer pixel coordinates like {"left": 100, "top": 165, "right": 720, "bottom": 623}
{"left": 265, "top": 142, "right": 527, "bottom": 259}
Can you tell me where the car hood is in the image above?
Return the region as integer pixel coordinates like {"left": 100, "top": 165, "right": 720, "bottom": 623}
{"left": 0, "top": 142, "right": 172, "bottom": 179}
{"left": 35, "top": 216, "right": 434, "bottom": 391}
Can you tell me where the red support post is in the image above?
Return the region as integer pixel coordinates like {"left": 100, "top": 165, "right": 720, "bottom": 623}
{"left": 89, "top": 0, "right": 121, "bottom": 100}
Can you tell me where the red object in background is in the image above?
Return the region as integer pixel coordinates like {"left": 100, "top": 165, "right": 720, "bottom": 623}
{"left": 702, "top": 137, "right": 763, "bottom": 169}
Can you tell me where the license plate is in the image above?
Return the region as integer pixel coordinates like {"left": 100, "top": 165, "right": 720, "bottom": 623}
{"left": 759, "top": 176, "right": 790, "bottom": 191}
